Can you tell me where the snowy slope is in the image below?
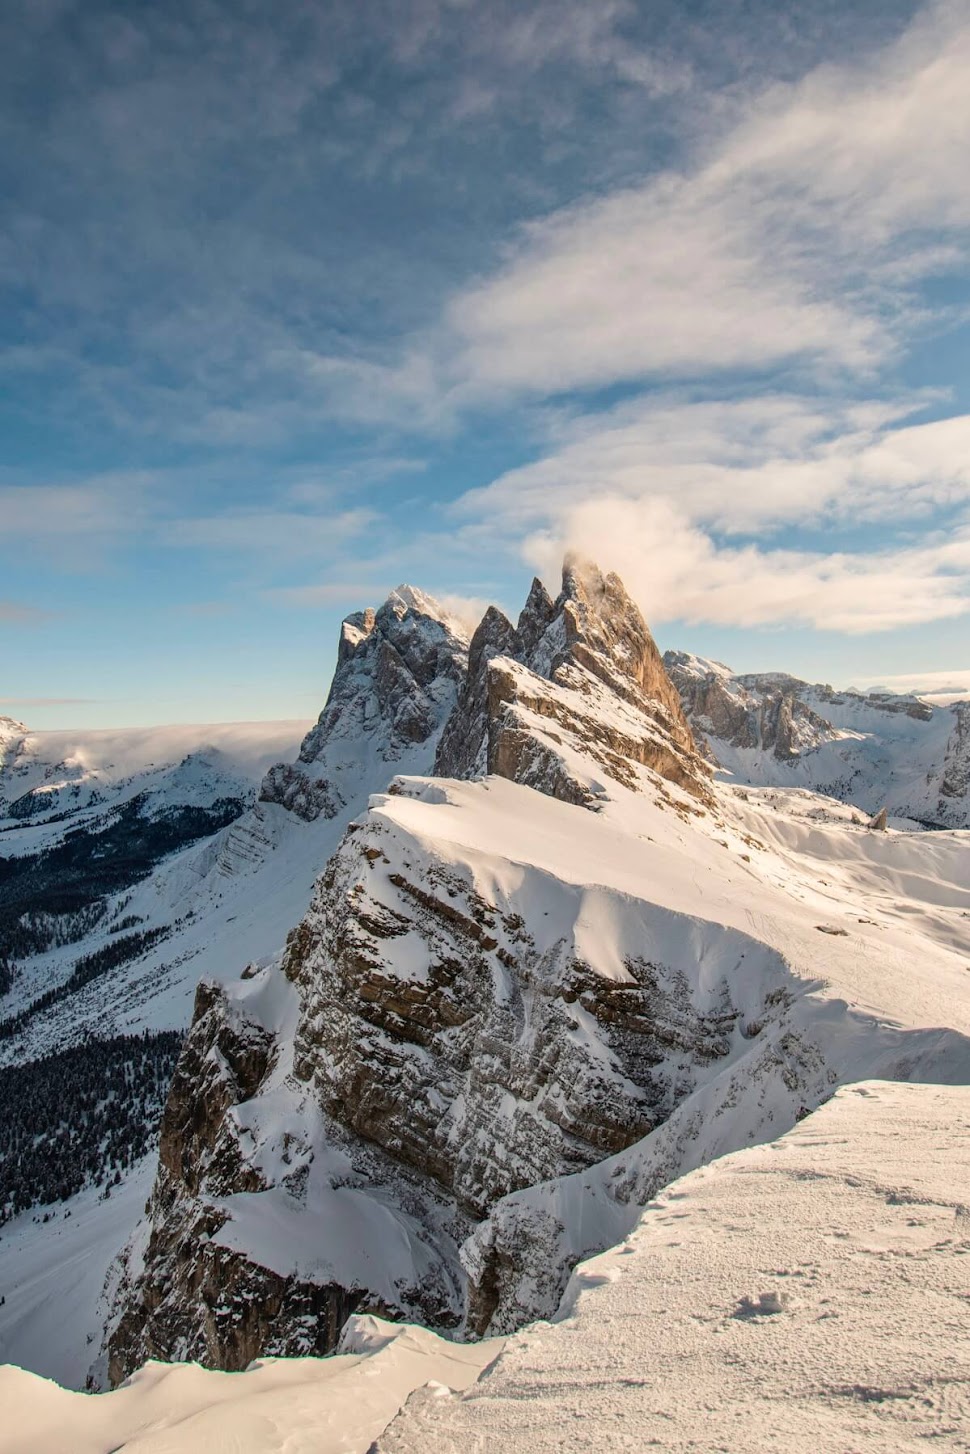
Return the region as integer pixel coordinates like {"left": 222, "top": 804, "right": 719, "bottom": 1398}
{"left": 665, "top": 651, "right": 970, "bottom": 827}
{"left": 0, "top": 1316, "right": 502, "bottom": 1454}
{"left": 8, "top": 1081, "right": 968, "bottom": 1453}
{"left": 0, "top": 719, "right": 307, "bottom": 842}
{"left": 377, "top": 1081, "right": 970, "bottom": 1453}
{"left": 0, "top": 1157, "right": 157, "bottom": 1388}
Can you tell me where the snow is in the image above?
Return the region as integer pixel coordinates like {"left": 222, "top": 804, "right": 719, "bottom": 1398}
{"left": 169, "top": 764, "right": 970, "bottom": 1361}
{"left": 0, "top": 1317, "right": 502, "bottom": 1454}
{"left": 0, "top": 1157, "right": 156, "bottom": 1389}
{"left": 0, "top": 719, "right": 309, "bottom": 844}
{"left": 376, "top": 1081, "right": 970, "bottom": 1452}
{"left": 8, "top": 1082, "right": 968, "bottom": 1452}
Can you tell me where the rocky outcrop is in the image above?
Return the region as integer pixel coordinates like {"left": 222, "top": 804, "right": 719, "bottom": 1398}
{"left": 106, "top": 780, "right": 781, "bottom": 1382}
{"left": 259, "top": 587, "right": 469, "bottom": 822}
{"left": 101, "top": 562, "right": 733, "bottom": 1383}
{"left": 665, "top": 652, "right": 970, "bottom": 827}
{"left": 663, "top": 655, "right": 839, "bottom": 763}
{"left": 437, "top": 560, "right": 711, "bottom": 809}
{"left": 939, "top": 702, "right": 970, "bottom": 808}
{"left": 104, "top": 977, "right": 367, "bottom": 1383}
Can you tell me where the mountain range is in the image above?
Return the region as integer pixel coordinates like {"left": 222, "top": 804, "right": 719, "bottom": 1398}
{"left": 1, "top": 559, "right": 968, "bottom": 1450}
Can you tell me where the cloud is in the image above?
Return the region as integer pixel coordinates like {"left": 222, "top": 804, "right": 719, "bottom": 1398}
{"left": 444, "top": 1, "right": 970, "bottom": 400}
{"left": 164, "top": 507, "right": 377, "bottom": 559}
{"left": 525, "top": 496, "right": 970, "bottom": 634}
{"left": 0, "top": 477, "right": 153, "bottom": 543}
{"left": 457, "top": 394, "right": 970, "bottom": 537}
{"left": 264, "top": 580, "right": 491, "bottom": 633}
{"left": 0, "top": 696, "right": 98, "bottom": 707}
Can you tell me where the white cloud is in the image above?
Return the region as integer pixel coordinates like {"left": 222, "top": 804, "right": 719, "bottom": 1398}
{"left": 458, "top": 394, "right": 970, "bottom": 536}
{"left": 165, "top": 507, "right": 376, "bottom": 559}
{"left": 525, "top": 496, "right": 970, "bottom": 634}
{"left": 0, "top": 477, "right": 153, "bottom": 542}
{"left": 443, "top": 1, "right": 970, "bottom": 399}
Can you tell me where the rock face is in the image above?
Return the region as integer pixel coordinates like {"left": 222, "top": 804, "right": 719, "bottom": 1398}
{"left": 259, "top": 587, "right": 469, "bottom": 822}
{"left": 665, "top": 652, "right": 970, "bottom": 827}
{"left": 104, "top": 978, "right": 361, "bottom": 1385}
{"left": 437, "top": 560, "right": 711, "bottom": 808}
{"left": 939, "top": 702, "right": 970, "bottom": 807}
{"left": 663, "top": 655, "right": 840, "bottom": 763}
{"left": 102, "top": 563, "right": 734, "bottom": 1382}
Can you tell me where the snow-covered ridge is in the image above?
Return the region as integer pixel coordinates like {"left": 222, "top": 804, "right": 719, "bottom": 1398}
{"left": 376, "top": 1081, "right": 970, "bottom": 1453}
{"left": 105, "top": 562, "right": 970, "bottom": 1388}
{"left": 665, "top": 650, "right": 970, "bottom": 826}
{"left": 7, "top": 1081, "right": 968, "bottom": 1453}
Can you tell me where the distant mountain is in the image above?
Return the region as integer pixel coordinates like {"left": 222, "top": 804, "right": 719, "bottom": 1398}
{"left": 664, "top": 651, "right": 970, "bottom": 827}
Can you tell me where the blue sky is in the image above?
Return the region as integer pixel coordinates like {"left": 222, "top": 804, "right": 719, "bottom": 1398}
{"left": 4, "top": 0, "right": 970, "bottom": 727}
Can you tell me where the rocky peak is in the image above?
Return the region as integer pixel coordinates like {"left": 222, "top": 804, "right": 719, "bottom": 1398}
{"left": 337, "top": 609, "right": 376, "bottom": 665}
{"left": 436, "top": 559, "right": 711, "bottom": 809}
{"left": 260, "top": 587, "right": 469, "bottom": 822}
{"left": 664, "top": 652, "right": 839, "bottom": 764}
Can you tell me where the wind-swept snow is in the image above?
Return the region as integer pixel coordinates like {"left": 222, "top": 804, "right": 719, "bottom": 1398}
{"left": 376, "top": 1081, "right": 970, "bottom": 1453}
{"left": 8, "top": 1082, "right": 968, "bottom": 1452}
{"left": 0, "top": 1317, "right": 502, "bottom": 1454}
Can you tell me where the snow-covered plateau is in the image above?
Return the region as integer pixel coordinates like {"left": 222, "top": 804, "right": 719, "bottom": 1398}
{"left": 1, "top": 559, "right": 969, "bottom": 1451}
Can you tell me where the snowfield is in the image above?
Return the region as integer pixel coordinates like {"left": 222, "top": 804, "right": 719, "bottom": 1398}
{"left": 4, "top": 1081, "right": 967, "bottom": 1452}
{"left": 0, "top": 1316, "right": 502, "bottom": 1454}
{"left": 376, "top": 1081, "right": 970, "bottom": 1453}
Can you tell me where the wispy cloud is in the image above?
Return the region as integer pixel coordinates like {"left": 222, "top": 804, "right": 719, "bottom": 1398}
{"left": 164, "top": 507, "right": 377, "bottom": 559}
{"left": 525, "top": 496, "right": 970, "bottom": 634}
{"left": 0, "top": 696, "right": 98, "bottom": 707}
{"left": 457, "top": 394, "right": 970, "bottom": 536}
{"left": 444, "top": 1, "right": 970, "bottom": 400}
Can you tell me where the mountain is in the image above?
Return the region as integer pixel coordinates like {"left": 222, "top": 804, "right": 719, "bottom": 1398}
{"left": 664, "top": 652, "right": 970, "bottom": 827}
{"left": 100, "top": 560, "right": 970, "bottom": 1391}
{"left": 0, "top": 720, "right": 309, "bottom": 1062}
{"left": 0, "top": 589, "right": 470, "bottom": 1385}
{"left": 7, "top": 1080, "right": 968, "bottom": 1452}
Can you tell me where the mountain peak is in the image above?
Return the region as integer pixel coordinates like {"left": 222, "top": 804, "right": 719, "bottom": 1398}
{"left": 259, "top": 585, "right": 468, "bottom": 822}
{"left": 436, "top": 558, "right": 711, "bottom": 809}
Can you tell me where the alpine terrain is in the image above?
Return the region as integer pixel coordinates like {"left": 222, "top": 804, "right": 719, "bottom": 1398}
{"left": 2, "top": 560, "right": 969, "bottom": 1451}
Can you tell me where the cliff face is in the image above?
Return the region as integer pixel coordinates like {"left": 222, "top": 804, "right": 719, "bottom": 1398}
{"left": 663, "top": 654, "right": 840, "bottom": 763}
{"left": 259, "top": 587, "right": 469, "bottom": 823}
{"left": 103, "top": 563, "right": 735, "bottom": 1381}
{"left": 436, "top": 560, "right": 711, "bottom": 809}
{"left": 665, "top": 651, "right": 970, "bottom": 827}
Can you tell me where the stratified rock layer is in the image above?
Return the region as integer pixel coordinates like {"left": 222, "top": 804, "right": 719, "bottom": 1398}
{"left": 260, "top": 587, "right": 469, "bottom": 822}
{"left": 437, "top": 559, "right": 711, "bottom": 808}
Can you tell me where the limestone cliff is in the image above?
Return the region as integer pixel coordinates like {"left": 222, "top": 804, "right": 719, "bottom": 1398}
{"left": 437, "top": 559, "right": 711, "bottom": 808}
{"left": 259, "top": 587, "right": 469, "bottom": 822}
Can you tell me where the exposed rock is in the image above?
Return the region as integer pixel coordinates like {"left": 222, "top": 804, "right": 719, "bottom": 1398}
{"left": 106, "top": 792, "right": 776, "bottom": 1381}
{"left": 437, "top": 559, "right": 712, "bottom": 809}
{"left": 939, "top": 702, "right": 970, "bottom": 809}
{"left": 664, "top": 654, "right": 838, "bottom": 763}
{"left": 102, "top": 561, "right": 729, "bottom": 1383}
{"left": 260, "top": 586, "right": 469, "bottom": 822}
{"left": 665, "top": 652, "right": 970, "bottom": 828}
{"left": 868, "top": 807, "right": 888, "bottom": 831}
